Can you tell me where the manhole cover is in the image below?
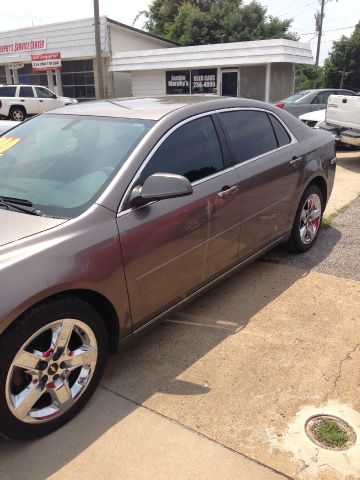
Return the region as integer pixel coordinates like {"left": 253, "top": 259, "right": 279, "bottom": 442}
{"left": 305, "top": 414, "right": 356, "bottom": 451}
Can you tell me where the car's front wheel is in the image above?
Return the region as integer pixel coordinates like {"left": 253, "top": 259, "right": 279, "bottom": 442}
{"left": 285, "top": 184, "right": 324, "bottom": 253}
{"left": 0, "top": 297, "right": 108, "bottom": 440}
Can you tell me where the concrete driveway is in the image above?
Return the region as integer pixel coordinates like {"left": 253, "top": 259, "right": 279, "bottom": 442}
{"left": 0, "top": 150, "right": 359, "bottom": 480}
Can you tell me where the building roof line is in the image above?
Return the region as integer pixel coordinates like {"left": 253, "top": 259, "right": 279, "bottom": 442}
{"left": 107, "top": 18, "right": 178, "bottom": 47}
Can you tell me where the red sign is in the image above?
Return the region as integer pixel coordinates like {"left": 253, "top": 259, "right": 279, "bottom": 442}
{"left": 0, "top": 39, "right": 46, "bottom": 55}
{"left": 31, "top": 52, "right": 62, "bottom": 71}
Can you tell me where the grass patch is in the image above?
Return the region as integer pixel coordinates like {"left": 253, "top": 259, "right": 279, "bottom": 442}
{"left": 312, "top": 419, "right": 349, "bottom": 448}
{"left": 322, "top": 201, "right": 355, "bottom": 229}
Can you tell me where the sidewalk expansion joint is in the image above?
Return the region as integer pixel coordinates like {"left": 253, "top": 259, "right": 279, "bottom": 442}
{"left": 98, "top": 384, "right": 293, "bottom": 480}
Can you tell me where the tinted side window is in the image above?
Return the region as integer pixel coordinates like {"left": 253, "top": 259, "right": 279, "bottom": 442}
{"left": 268, "top": 114, "right": 291, "bottom": 147}
{"left": 19, "top": 86, "right": 34, "bottom": 98}
{"left": 0, "top": 86, "right": 16, "bottom": 97}
{"left": 140, "top": 116, "right": 224, "bottom": 183}
{"left": 312, "top": 91, "right": 332, "bottom": 104}
{"left": 219, "top": 110, "right": 278, "bottom": 164}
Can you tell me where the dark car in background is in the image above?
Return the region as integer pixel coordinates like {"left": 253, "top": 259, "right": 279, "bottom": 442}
{"left": 276, "top": 88, "right": 355, "bottom": 117}
{"left": 0, "top": 96, "right": 335, "bottom": 440}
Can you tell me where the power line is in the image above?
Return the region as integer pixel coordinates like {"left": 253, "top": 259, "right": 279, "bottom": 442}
{"left": 274, "top": 1, "right": 318, "bottom": 18}
{"left": 297, "top": 25, "right": 356, "bottom": 36}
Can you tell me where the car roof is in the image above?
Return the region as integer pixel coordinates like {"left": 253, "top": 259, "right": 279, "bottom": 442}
{"left": 0, "top": 85, "right": 47, "bottom": 88}
{"left": 49, "top": 95, "right": 297, "bottom": 121}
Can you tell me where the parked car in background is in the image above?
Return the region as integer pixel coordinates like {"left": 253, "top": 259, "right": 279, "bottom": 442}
{"left": 0, "top": 120, "right": 20, "bottom": 134}
{"left": 0, "top": 85, "right": 78, "bottom": 121}
{"left": 299, "top": 109, "right": 326, "bottom": 129}
{"left": 0, "top": 96, "right": 335, "bottom": 440}
{"left": 275, "top": 88, "right": 355, "bottom": 117}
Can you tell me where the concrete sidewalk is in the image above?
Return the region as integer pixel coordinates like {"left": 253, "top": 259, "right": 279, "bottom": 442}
{"left": 0, "top": 388, "right": 286, "bottom": 480}
{"left": 324, "top": 149, "right": 360, "bottom": 217}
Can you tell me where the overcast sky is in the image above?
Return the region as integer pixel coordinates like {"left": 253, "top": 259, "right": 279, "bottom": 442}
{"left": 1, "top": 0, "right": 358, "bottom": 64}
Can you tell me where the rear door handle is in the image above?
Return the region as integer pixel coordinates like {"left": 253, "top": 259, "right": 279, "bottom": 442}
{"left": 217, "top": 185, "right": 238, "bottom": 199}
{"left": 289, "top": 156, "right": 303, "bottom": 168}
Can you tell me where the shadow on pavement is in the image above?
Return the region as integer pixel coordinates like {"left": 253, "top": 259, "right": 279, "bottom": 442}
{"left": 336, "top": 150, "right": 360, "bottom": 174}
{"left": 0, "top": 226, "right": 342, "bottom": 479}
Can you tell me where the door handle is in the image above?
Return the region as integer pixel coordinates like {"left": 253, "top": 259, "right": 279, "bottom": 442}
{"left": 289, "top": 156, "right": 303, "bottom": 168}
{"left": 20, "top": 99, "right": 25, "bottom": 102}
{"left": 217, "top": 185, "right": 238, "bottom": 199}
{"left": 39, "top": 100, "right": 44, "bottom": 102}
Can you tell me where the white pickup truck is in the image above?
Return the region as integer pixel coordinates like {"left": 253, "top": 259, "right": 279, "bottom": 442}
{"left": 0, "top": 84, "right": 77, "bottom": 121}
{"left": 326, "top": 94, "right": 360, "bottom": 147}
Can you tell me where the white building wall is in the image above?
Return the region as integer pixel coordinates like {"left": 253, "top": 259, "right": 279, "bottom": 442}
{"left": 109, "top": 25, "right": 175, "bottom": 53}
{"left": 132, "top": 70, "right": 165, "bottom": 96}
{"left": 0, "top": 17, "right": 108, "bottom": 64}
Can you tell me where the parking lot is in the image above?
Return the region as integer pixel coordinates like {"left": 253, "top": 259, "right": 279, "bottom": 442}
{"left": 0, "top": 150, "right": 359, "bottom": 480}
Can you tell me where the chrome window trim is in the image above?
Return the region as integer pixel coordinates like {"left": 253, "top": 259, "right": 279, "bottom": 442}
{"left": 117, "top": 107, "right": 298, "bottom": 216}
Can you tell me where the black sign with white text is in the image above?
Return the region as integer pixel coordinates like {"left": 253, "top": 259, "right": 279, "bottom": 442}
{"left": 191, "top": 69, "right": 217, "bottom": 94}
{"left": 166, "top": 71, "right": 190, "bottom": 94}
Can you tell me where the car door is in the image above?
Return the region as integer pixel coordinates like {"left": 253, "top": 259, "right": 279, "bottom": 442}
{"left": 217, "top": 109, "right": 305, "bottom": 259}
{"left": 18, "top": 86, "right": 39, "bottom": 115}
{"left": 117, "top": 115, "right": 242, "bottom": 329}
{"left": 35, "top": 86, "right": 60, "bottom": 112}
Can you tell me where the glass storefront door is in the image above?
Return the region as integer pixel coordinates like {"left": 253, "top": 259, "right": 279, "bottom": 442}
{"left": 221, "top": 71, "right": 238, "bottom": 97}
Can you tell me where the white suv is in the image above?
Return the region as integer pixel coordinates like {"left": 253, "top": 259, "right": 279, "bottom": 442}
{"left": 0, "top": 85, "right": 78, "bottom": 121}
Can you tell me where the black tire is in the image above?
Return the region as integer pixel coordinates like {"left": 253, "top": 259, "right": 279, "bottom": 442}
{"left": 9, "top": 106, "right": 26, "bottom": 122}
{"left": 284, "top": 184, "right": 324, "bottom": 253}
{"left": 0, "top": 297, "right": 108, "bottom": 440}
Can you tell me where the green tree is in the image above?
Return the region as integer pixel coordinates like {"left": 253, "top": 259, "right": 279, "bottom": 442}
{"left": 295, "top": 65, "right": 325, "bottom": 91}
{"left": 137, "top": 0, "right": 298, "bottom": 46}
{"left": 323, "top": 22, "right": 360, "bottom": 91}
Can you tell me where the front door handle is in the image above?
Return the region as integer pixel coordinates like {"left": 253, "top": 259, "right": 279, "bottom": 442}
{"left": 289, "top": 156, "right": 303, "bottom": 168}
{"left": 217, "top": 185, "right": 238, "bottom": 199}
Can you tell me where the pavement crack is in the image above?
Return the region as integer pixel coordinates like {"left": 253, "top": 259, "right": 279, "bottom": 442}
{"left": 327, "top": 342, "right": 360, "bottom": 400}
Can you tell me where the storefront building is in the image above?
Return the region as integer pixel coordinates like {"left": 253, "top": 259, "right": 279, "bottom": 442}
{"left": 110, "top": 40, "right": 313, "bottom": 102}
{"left": 0, "top": 17, "right": 176, "bottom": 100}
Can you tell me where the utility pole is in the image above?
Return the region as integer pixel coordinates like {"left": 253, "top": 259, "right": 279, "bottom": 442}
{"left": 314, "top": 0, "right": 325, "bottom": 68}
{"left": 94, "top": 0, "right": 105, "bottom": 99}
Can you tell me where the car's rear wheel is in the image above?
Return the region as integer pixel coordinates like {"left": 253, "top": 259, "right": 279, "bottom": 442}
{"left": 0, "top": 297, "right": 108, "bottom": 440}
{"left": 9, "top": 106, "right": 26, "bottom": 122}
{"left": 285, "top": 184, "right": 324, "bottom": 253}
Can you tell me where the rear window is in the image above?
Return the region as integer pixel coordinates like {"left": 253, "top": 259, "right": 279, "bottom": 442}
{"left": 0, "top": 86, "right": 16, "bottom": 97}
{"left": 283, "top": 90, "right": 312, "bottom": 103}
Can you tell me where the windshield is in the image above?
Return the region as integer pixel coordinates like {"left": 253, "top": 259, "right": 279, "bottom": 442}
{"left": 0, "top": 114, "right": 154, "bottom": 218}
{"left": 283, "top": 90, "right": 313, "bottom": 103}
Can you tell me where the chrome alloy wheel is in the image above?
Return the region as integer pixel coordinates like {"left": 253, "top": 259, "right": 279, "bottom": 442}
{"left": 5, "top": 319, "right": 98, "bottom": 424}
{"left": 299, "top": 193, "right": 322, "bottom": 245}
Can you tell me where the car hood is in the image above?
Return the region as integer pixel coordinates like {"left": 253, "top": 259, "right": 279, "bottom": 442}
{"left": 0, "top": 209, "right": 67, "bottom": 248}
{"left": 299, "top": 109, "right": 326, "bottom": 122}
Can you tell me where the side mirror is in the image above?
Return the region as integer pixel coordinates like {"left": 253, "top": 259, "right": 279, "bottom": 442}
{"left": 52, "top": 94, "right": 57, "bottom": 99}
{"left": 131, "top": 173, "right": 193, "bottom": 205}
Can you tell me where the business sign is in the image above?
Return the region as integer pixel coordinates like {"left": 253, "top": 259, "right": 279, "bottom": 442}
{"left": 8, "top": 62, "right": 24, "bottom": 70}
{"left": 191, "top": 69, "right": 217, "bottom": 94}
{"left": 31, "top": 52, "right": 62, "bottom": 71}
{"left": 0, "top": 39, "right": 46, "bottom": 55}
{"left": 166, "top": 71, "right": 190, "bottom": 94}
